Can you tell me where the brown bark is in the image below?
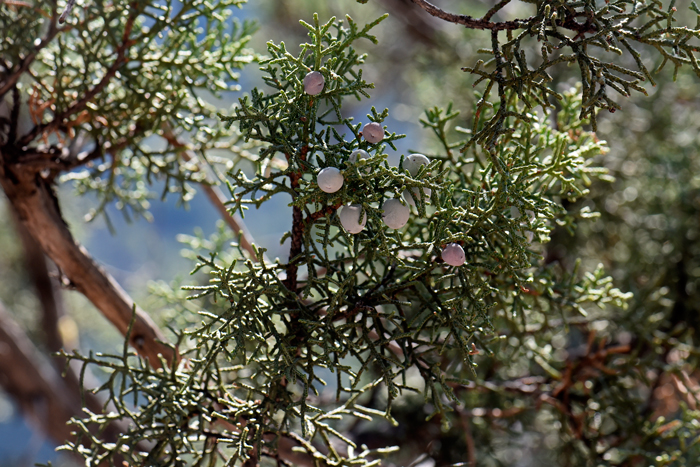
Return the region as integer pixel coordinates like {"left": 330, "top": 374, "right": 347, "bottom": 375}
{"left": 0, "top": 146, "right": 318, "bottom": 464}
{"left": 282, "top": 146, "right": 308, "bottom": 293}
{"left": 14, "top": 216, "right": 65, "bottom": 353}
{"left": 0, "top": 301, "right": 78, "bottom": 443}
{"left": 0, "top": 151, "right": 174, "bottom": 367}
{"left": 0, "top": 300, "right": 148, "bottom": 463}
{"left": 14, "top": 217, "right": 145, "bottom": 445}
{"left": 409, "top": 0, "right": 532, "bottom": 31}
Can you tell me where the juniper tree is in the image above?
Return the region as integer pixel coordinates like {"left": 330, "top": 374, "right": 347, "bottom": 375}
{"left": 3, "top": 0, "right": 700, "bottom": 465}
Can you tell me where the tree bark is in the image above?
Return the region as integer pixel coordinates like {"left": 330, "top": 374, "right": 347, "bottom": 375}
{"left": 14, "top": 217, "right": 146, "bottom": 441}
{"left": 0, "top": 300, "right": 79, "bottom": 444}
{"left": 0, "top": 151, "right": 174, "bottom": 367}
{"left": 0, "top": 299, "right": 152, "bottom": 464}
{"left": 14, "top": 215, "right": 66, "bottom": 354}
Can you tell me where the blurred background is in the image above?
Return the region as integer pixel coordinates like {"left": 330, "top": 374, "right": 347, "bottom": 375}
{"left": 2, "top": 0, "right": 700, "bottom": 465}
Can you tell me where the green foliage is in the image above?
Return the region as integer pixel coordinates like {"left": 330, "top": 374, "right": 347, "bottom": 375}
{"left": 7, "top": 0, "right": 700, "bottom": 464}
{"left": 53, "top": 12, "right": 652, "bottom": 466}
{"left": 1, "top": 0, "right": 258, "bottom": 226}
{"left": 462, "top": 0, "right": 700, "bottom": 144}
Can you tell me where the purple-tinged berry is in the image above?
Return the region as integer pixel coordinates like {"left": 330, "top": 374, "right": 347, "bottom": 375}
{"left": 317, "top": 167, "right": 344, "bottom": 193}
{"left": 362, "top": 122, "right": 384, "bottom": 144}
{"left": 404, "top": 153, "right": 430, "bottom": 176}
{"left": 349, "top": 149, "right": 370, "bottom": 164}
{"left": 442, "top": 243, "right": 466, "bottom": 267}
{"left": 303, "top": 71, "right": 325, "bottom": 96}
{"left": 403, "top": 187, "right": 432, "bottom": 207}
{"left": 339, "top": 204, "right": 367, "bottom": 234}
{"left": 382, "top": 199, "right": 410, "bottom": 229}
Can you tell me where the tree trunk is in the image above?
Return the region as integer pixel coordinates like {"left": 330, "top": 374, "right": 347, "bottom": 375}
{"left": 0, "top": 151, "right": 174, "bottom": 367}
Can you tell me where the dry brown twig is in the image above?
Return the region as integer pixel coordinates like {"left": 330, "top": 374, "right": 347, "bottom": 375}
{"left": 160, "top": 126, "right": 263, "bottom": 263}
{"left": 409, "top": 0, "right": 532, "bottom": 31}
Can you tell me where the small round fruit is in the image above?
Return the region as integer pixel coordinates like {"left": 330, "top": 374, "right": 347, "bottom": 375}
{"left": 303, "top": 71, "right": 325, "bottom": 96}
{"left": 317, "top": 167, "right": 344, "bottom": 193}
{"left": 362, "top": 122, "right": 384, "bottom": 144}
{"left": 403, "top": 187, "right": 432, "bottom": 207}
{"left": 404, "top": 153, "right": 430, "bottom": 176}
{"left": 441, "top": 243, "right": 466, "bottom": 267}
{"left": 339, "top": 204, "right": 367, "bottom": 234}
{"left": 349, "top": 149, "right": 370, "bottom": 164}
{"left": 382, "top": 199, "right": 410, "bottom": 229}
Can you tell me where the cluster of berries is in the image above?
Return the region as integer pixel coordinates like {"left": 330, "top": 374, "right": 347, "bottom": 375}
{"left": 304, "top": 71, "right": 465, "bottom": 267}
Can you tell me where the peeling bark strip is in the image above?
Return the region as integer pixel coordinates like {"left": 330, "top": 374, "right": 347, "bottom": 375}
{"left": 0, "top": 153, "right": 174, "bottom": 367}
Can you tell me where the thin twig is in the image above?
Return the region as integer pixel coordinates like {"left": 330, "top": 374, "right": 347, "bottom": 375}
{"left": 409, "top": 0, "right": 532, "bottom": 31}
{"left": 20, "top": 5, "right": 138, "bottom": 145}
{"left": 482, "top": 0, "right": 512, "bottom": 22}
{"left": 0, "top": 26, "right": 59, "bottom": 100}
{"left": 457, "top": 408, "right": 477, "bottom": 466}
{"left": 161, "top": 127, "right": 262, "bottom": 263}
{"left": 58, "top": 0, "right": 76, "bottom": 23}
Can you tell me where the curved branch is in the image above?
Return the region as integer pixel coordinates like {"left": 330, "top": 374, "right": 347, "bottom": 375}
{"left": 0, "top": 151, "right": 175, "bottom": 367}
{"left": 409, "top": 0, "right": 532, "bottom": 31}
